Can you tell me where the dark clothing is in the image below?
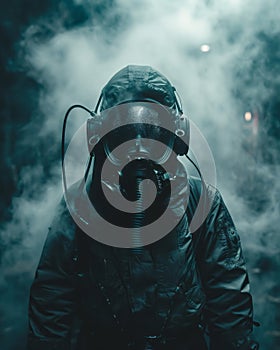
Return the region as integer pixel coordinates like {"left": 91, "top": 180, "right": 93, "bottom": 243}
{"left": 78, "top": 326, "right": 208, "bottom": 350}
{"left": 27, "top": 176, "right": 254, "bottom": 350}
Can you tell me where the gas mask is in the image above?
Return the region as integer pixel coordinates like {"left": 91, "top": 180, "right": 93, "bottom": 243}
{"left": 101, "top": 103, "right": 176, "bottom": 167}
{"left": 85, "top": 101, "right": 190, "bottom": 235}
{"left": 90, "top": 102, "right": 182, "bottom": 203}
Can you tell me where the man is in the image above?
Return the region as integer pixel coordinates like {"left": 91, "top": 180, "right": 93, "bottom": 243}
{"left": 27, "top": 65, "right": 259, "bottom": 349}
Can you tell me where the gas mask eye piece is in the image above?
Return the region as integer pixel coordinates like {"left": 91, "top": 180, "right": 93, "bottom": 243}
{"left": 103, "top": 125, "right": 175, "bottom": 166}
{"left": 100, "top": 103, "right": 176, "bottom": 166}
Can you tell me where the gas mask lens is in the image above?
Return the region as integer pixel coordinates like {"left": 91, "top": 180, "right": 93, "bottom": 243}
{"left": 101, "top": 106, "right": 176, "bottom": 166}
{"left": 104, "top": 132, "right": 174, "bottom": 166}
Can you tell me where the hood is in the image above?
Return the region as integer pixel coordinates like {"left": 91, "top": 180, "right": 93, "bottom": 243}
{"left": 100, "top": 65, "right": 177, "bottom": 111}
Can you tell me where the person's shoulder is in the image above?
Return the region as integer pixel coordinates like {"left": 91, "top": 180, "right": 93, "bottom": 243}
{"left": 48, "top": 183, "right": 81, "bottom": 246}
{"left": 188, "top": 175, "right": 217, "bottom": 199}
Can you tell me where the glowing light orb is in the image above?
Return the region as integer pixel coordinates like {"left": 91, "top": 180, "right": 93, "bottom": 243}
{"left": 244, "top": 111, "right": 252, "bottom": 122}
{"left": 200, "top": 44, "right": 211, "bottom": 52}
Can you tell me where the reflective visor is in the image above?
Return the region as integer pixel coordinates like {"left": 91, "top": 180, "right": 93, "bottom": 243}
{"left": 100, "top": 102, "right": 176, "bottom": 165}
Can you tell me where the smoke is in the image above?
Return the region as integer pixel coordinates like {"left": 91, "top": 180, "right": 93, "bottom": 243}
{"left": 1, "top": 0, "right": 280, "bottom": 348}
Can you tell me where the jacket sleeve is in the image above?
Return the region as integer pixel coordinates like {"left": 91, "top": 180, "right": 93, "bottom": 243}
{"left": 27, "top": 205, "right": 77, "bottom": 350}
{"left": 197, "top": 186, "right": 258, "bottom": 350}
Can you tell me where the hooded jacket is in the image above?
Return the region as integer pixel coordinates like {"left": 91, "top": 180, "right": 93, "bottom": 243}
{"left": 27, "top": 66, "right": 256, "bottom": 350}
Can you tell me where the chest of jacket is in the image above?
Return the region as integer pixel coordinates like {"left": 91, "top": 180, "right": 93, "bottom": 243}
{"left": 75, "top": 215, "right": 206, "bottom": 335}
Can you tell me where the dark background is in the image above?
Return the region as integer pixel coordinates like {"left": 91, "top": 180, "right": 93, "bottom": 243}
{"left": 0, "top": 1, "right": 279, "bottom": 349}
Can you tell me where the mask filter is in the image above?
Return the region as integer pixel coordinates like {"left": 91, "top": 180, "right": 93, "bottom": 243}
{"left": 119, "top": 158, "right": 170, "bottom": 203}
